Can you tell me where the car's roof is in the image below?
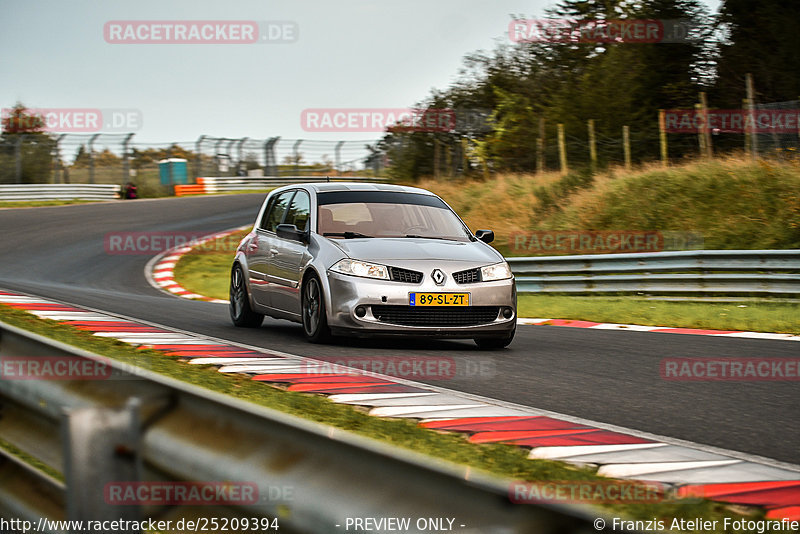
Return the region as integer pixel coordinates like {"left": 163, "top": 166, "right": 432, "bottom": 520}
{"left": 276, "top": 182, "right": 437, "bottom": 196}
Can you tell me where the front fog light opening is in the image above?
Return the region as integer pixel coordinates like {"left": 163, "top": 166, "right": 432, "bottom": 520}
{"left": 355, "top": 305, "right": 367, "bottom": 318}
{"left": 502, "top": 307, "right": 514, "bottom": 319}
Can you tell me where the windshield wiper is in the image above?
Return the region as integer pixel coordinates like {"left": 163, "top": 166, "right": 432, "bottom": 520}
{"left": 323, "top": 232, "right": 374, "bottom": 239}
{"left": 404, "top": 234, "right": 454, "bottom": 240}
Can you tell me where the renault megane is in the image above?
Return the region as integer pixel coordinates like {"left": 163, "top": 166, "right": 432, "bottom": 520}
{"left": 229, "top": 183, "right": 516, "bottom": 348}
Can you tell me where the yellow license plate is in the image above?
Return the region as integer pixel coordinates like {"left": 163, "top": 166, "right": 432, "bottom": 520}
{"left": 409, "top": 293, "right": 470, "bottom": 306}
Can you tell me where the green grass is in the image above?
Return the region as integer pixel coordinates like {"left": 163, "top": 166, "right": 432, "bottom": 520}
{"left": 518, "top": 295, "right": 800, "bottom": 334}
{"left": 0, "top": 304, "right": 764, "bottom": 528}
{"left": 411, "top": 156, "right": 800, "bottom": 256}
{"left": 0, "top": 436, "right": 64, "bottom": 482}
{"left": 171, "top": 229, "right": 248, "bottom": 299}
{"left": 0, "top": 199, "right": 106, "bottom": 208}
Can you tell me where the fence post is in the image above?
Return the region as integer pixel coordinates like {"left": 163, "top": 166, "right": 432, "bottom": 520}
{"left": 335, "top": 141, "right": 344, "bottom": 175}
{"left": 461, "top": 137, "right": 469, "bottom": 175}
{"left": 14, "top": 136, "right": 23, "bottom": 183}
{"left": 236, "top": 137, "right": 249, "bottom": 174}
{"left": 694, "top": 103, "right": 706, "bottom": 156}
{"left": 264, "top": 137, "right": 279, "bottom": 176}
{"left": 53, "top": 134, "right": 65, "bottom": 183}
{"left": 214, "top": 138, "right": 225, "bottom": 177}
{"left": 557, "top": 123, "right": 567, "bottom": 175}
{"left": 122, "top": 133, "right": 134, "bottom": 185}
{"left": 195, "top": 135, "right": 206, "bottom": 179}
{"left": 742, "top": 99, "right": 751, "bottom": 157}
{"left": 88, "top": 133, "right": 99, "bottom": 184}
{"left": 622, "top": 125, "right": 631, "bottom": 170}
{"left": 537, "top": 118, "right": 545, "bottom": 174}
{"left": 587, "top": 119, "right": 597, "bottom": 172}
{"left": 292, "top": 139, "right": 302, "bottom": 175}
{"left": 745, "top": 72, "right": 758, "bottom": 158}
{"left": 658, "top": 110, "right": 668, "bottom": 166}
{"left": 433, "top": 138, "right": 440, "bottom": 179}
{"left": 699, "top": 91, "right": 712, "bottom": 158}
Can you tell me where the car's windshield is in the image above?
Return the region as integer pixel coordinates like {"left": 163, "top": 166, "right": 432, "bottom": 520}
{"left": 317, "top": 191, "right": 471, "bottom": 241}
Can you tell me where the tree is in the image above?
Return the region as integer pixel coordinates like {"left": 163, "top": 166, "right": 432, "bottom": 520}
{"left": 713, "top": 0, "right": 800, "bottom": 106}
{"left": 0, "top": 103, "right": 54, "bottom": 183}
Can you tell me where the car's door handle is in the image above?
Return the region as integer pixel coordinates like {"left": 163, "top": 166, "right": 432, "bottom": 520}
{"left": 269, "top": 248, "right": 279, "bottom": 256}
{"left": 247, "top": 242, "right": 258, "bottom": 252}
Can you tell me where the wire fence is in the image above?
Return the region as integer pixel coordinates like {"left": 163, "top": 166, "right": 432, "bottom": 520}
{"left": 1, "top": 98, "right": 798, "bottom": 191}
{"left": 0, "top": 134, "right": 384, "bottom": 196}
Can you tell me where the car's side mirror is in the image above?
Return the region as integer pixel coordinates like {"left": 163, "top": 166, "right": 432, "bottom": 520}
{"left": 276, "top": 224, "right": 308, "bottom": 243}
{"left": 475, "top": 229, "right": 494, "bottom": 244}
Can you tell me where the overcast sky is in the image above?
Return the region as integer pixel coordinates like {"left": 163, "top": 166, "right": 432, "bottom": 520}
{"left": 1, "top": 0, "right": 720, "bottom": 147}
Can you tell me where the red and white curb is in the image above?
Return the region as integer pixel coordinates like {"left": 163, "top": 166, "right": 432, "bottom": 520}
{"left": 2, "top": 288, "right": 799, "bottom": 521}
{"left": 518, "top": 318, "right": 800, "bottom": 341}
{"left": 144, "top": 225, "right": 250, "bottom": 303}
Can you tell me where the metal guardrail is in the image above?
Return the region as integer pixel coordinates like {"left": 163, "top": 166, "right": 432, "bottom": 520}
{"left": 508, "top": 249, "right": 800, "bottom": 296}
{"left": 0, "top": 184, "right": 121, "bottom": 201}
{"left": 0, "top": 321, "right": 604, "bottom": 534}
{"left": 194, "top": 176, "right": 389, "bottom": 193}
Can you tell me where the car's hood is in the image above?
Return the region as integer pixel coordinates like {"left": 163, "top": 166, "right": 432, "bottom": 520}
{"left": 330, "top": 237, "right": 502, "bottom": 264}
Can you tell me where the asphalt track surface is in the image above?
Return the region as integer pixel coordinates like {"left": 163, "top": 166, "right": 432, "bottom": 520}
{"left": 0, "top": 195, "right": 797, "bottom": 465}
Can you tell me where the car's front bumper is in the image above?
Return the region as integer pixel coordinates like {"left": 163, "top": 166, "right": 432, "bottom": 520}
{"left": 325, "top": 271, "right": 516, "bottom": 338}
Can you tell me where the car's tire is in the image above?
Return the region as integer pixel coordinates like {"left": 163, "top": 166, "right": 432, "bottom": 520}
{"left": 229, "top": 264, "right": 264, "bottom": 328}
{"left": 474, "top": 326, "right": 515, "bottom": 350}
{"left": 301, "top": 274, "right": 332, "bottom": 344}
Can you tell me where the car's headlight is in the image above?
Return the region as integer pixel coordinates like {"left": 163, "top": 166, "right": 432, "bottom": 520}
{"left": 481, "top": 262, "right": 512, "bottom": 281}
{"left": 330, "top": 259, "right": 390, "bottom": 280}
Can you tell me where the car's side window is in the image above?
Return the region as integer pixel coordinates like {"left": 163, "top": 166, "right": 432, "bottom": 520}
{"left": 260, "top": 191, "right": 293, "bottom": 232}
{"left": 284, "top": 191, "right": 310, "bottom": 232}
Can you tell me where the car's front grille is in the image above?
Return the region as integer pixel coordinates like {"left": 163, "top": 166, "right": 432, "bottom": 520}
{"left": 389, "top": 266, "right": 423, "bottom": 284}
{"left": 453, "top": 268, "right": 480, "bottom": 284}
{"left": 372, "top": 305, "right": 500, "bottom": 326}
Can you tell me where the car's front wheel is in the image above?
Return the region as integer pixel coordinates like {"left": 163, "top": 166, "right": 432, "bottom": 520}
{"left": 474, "top": 326, "right": 515, "bottom": 350}
{"left": 229, "top": 264, "right": 264, "bottom": 327}
{"left": 302, "top": 274, "right": 331, "bottom": 343}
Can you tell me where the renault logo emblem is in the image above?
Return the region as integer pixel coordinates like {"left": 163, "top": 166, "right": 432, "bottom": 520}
{"left": 431, "top": 269, "right": 446, "bottom": 285}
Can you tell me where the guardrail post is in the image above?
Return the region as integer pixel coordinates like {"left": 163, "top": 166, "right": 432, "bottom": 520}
{"left": 63, "top": 398, "right": 143, "bottom": 532}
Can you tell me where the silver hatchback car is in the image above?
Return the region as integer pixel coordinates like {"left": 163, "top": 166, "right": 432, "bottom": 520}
{"left": 229, "top": 183, "right": 516, "bottom": 348}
